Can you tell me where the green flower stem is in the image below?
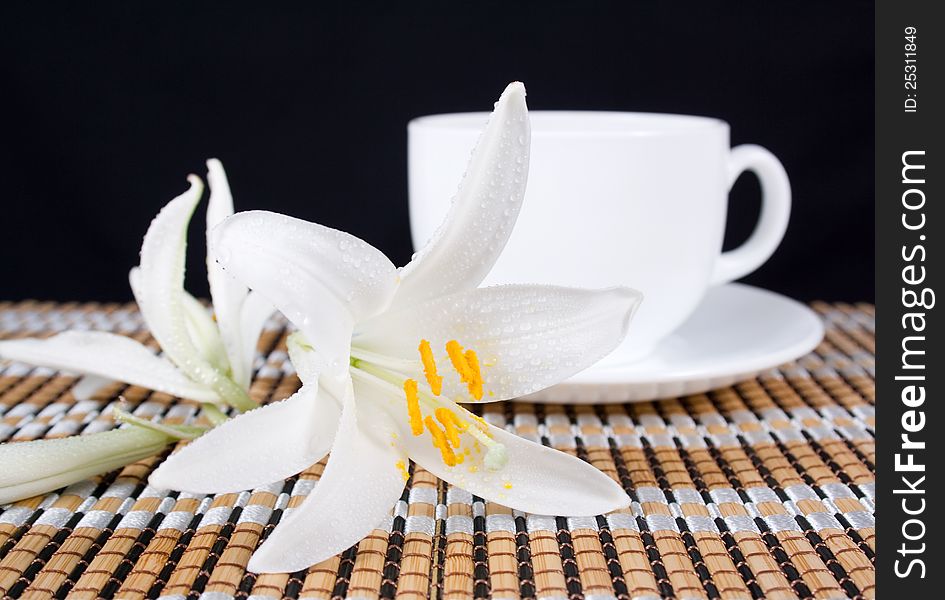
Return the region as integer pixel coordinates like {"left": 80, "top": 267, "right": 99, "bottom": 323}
{"left": 114, "top": 408, "right": 210, "bottom": 439}
{"left": 201, "top": 402, "right": 230, "bottom": 426}
{"left": 213, "top": 376, "right": 257, "bottom": 412}
{"left": 350, "top": 358, "right": 402, "bottom": 387}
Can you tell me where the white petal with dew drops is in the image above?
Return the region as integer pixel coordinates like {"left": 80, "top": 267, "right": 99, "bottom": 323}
{"left": 128, "top": 266, "right": 145, "bottom": 305}
{"left": 392, "top": 82, "right": 530, "bottom": 309}
{"left": 356, "top": 376, "right": 629, "bottom": 517}
{"left": 135, "top": 177, "right": 243, "bottom": 405}
{"left": 0, "top": 427, "right": 171, "bottom": 505}
{"left": 286, "top": 332, "right": 323, "bottom": 385}
{"left": 206, "top": 159, "right": 236, "bottom": 241}
{"left": 205, "top": 158, "right": 252, "bottom": 386}
{"left": 182, "top": 292, "right": 229, "bottom": 373}
{"left": 134, "top": 177, "right": 204, "bottom": 371}
{"left": 0, "top": 331, "right": 218, "bottom": 403}
{"left": 247, "top": 384, "right": 407, "bottom": 573}
{"left": 414, "top": 407, "right": 629, "bottom": 516}
{"left": 356, "top": 285, "right": 642, "bottom": 401}
{"left": 149, "top": 382, "right": 340, "bottom": 494}
{"left": 212, "top": 211, "right": 399, "bottom": 375}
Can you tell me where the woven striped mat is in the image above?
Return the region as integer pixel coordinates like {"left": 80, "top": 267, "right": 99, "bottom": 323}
{"left": 0, "top": 300, "right": 875, "bottom": 600}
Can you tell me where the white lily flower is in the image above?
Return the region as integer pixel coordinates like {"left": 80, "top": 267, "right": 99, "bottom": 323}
{"left": 150, "top": 82, "right": 643, "bottom": 573}
{"left": 0, "top": 160, "right": 270, "bottom": 504}
{"left": 0, "top": 159, "right": 270, "bottom": 412}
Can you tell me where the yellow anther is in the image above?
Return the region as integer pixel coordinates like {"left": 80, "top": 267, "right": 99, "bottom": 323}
{"left": 435, "top": 408, "right": 462, "bottom": 448}
{"left": 446, "top": 339, "right": 471, "bottom": 377}
{"left": 445, "top": 340, "right": 484, "bottom": 400}
{"left": 464, "top": 349, "right": 483, "bottom": 400}
{"left": 425, "top": 416, "right": 457, "bottom": 467}
{"left": 396, "top": 460, "right": 410, "bottom": 482}
{"left": 503, "top": 482, "right": 513, "bottom": 490}
{"left": 418, "top": 339, "right": 443, "bottom": 396}
{"left": 403, "top": 379, "right": 423, "bottom": 436}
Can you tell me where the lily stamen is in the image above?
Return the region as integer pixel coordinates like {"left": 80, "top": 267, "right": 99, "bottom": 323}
{"left": 445, "top": 340, "right": 484, "bottom": 400}
{"left": 349, "top": 347, "right": 420, "bottom": 373}
{"left": 351, "top": 361, "right": 508, "bottom": 472}
{"left": 424, "top": 416, "right": 457, "bottom": 466}
{"left": 434, "top": 407, "right": 463, "bottom": 448}
{"left": 418, "top": 339, "right": 443, "bottom": 396}
{"left": 463, "top": 348, "right": 483, "bottom": 400}
{"left": 403, "top": 379, "right": 424, "bottom": 435}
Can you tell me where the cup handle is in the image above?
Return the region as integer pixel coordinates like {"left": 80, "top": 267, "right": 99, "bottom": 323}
{"left": 710, "top": 144, "right": 792, "bottom": 285}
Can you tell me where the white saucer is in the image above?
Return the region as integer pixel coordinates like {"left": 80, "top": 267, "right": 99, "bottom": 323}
{"left": 524, "top": 283, "right": 824, "bottom": 404}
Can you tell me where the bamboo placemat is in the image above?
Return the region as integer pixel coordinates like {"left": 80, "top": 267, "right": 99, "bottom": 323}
{"left": 0, "top": 300, "right": 875, "bottom": 600}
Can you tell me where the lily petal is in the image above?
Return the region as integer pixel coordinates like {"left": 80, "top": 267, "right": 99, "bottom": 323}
{"left": 128, "top": 266, "right": 145, "bottom": 304}
{"left": 149, "top": 381, "right": 340, "bottom": 494}
{"left": 182, "top": 292, "right": 229, "bottom": 373}
{"left": 417, "top": 406, "right": 628, "bottom": 516}
{"left": 392, "top": 82, "right": 530, "bottom": 309}
{"left": 286, "top": 332, "right": 322, "bottom": 384}
{"left": 356, "top": 375, "right": 628, "bottom": 516}
{"left": 0, "top": 331, "right": 218, "bottom": 403}
{"left": 205, "top": 158, "right": 252, "bottom": 386}
{"left": 357, "top": 285, "right": 642, "bottom": 400}
{"left": 212, "top": 211, "right": 399, "bottom": 375}
{"left": 133, "top": 177, "right": 203, "bottom": 367}
{"left": 135, "top": 177, "right": 248, "bottom": 407}
{"left": 0, "top": 427, "right": 171, "bottom": 505}
{"left": 247, "top": 383, "right": 406, "bottom": 573}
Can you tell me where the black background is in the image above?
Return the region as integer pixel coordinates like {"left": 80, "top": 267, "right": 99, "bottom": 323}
{"left": 0, "top": 1, "right": 874, "bottom": 303}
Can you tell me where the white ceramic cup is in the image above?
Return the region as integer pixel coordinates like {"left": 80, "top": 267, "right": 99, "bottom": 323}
{"left": 408, "top": 111, "right": 791, "bottom": 365}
